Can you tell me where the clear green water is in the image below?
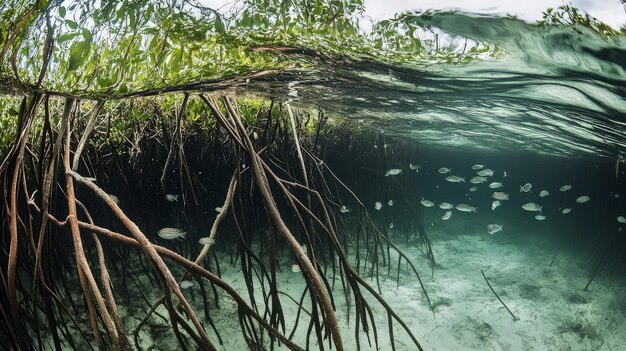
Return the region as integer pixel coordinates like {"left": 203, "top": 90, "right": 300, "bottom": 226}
{"left": 236, "top": 12, "right": 626, "bottom": 159}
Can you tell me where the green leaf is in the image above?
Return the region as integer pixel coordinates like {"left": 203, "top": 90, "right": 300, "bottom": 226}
{"left": 97, "top": 75, "right": 112, "bottom": 87}
{"left": 117, "top": 1, "right": 127, "bottom": 20}
{"left": 68, "top": 39, "right": 92, "bottom": 71}
{"left": 59, "top": 6, "right": 66, "bottom": 18}
{"left": 66, "top": 19, "right": 78, "bottom": 29}
{"left": 118, "top": 83, "right": 128, "bottom": 94}
{"left": 215, "top": 17, "right": 225, "bottom": 33}
{"left": 82, "top": 28, "right": 92, "bottom": 41}
{"left": 57, "top": 32, "right": 80, "bottom": 43}
{"left": 7, "top": 108, "right": 18, "bottom": 116}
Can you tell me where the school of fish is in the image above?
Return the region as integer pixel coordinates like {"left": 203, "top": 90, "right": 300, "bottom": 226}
{"left": 372, "top": 163, "right": 605, "bottom": 237}
{"left": 152, "top": 161, "right": 620, "bottom": 248}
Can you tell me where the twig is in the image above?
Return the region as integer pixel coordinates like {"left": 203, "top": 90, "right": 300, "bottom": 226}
{"left": 549, "top": 244, "right": 561, "bottom": 267}
{"left": 72, "top": 101, "right": 105, "bottom": 171}
{"left": 481, "top": 269, "right": 518, "bottom": 321}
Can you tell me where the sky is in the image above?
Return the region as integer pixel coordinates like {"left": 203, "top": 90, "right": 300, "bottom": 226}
{"left": 203, "top": 0, "right": 626, "bottom": 29}
{"left": 363, "top": 0, "right": 626, "bottom": 29}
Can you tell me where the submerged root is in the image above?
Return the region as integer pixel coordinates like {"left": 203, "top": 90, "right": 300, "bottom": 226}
{"left": 1, "top": 93, "right": 434, "bottom": 350}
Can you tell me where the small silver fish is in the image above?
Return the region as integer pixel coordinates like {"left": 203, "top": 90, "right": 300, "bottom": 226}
{"left": 215, "top": 207, "right": 223, "bottom": 213}
{"left": 339, "top": 205, "right": 351, "bottom": 213}
{"left": 165, "top": 194, "right": 179, "bottom": 202}
{"left": 491, "top": 200, "right": 501, "bottom": 210}
{"left": 520, "top": 183, "right": 532, "bottom": 193}
{"left": 535, "top": 215, "right": 547, "bottom": 221}
{"left": 180, "top": 281, "right": 194, "bottom": 289}
{"left": 562, "top": 208, "right": 571, "bottom": 214}
{"left": 522, "top": 203, "right": 542, "bottom": 212}
{"left": 469, "top": 187, "right": 477, "bottom": 192}
{"left": 476, "top": 169, "right": 494, "bottom": 177}
{"left": 492, "top": 192, "right": 509, "bottom": 200}
{"left": 503, "top": 171, "right": 507, "bottom": 178}
{"left": 438, "top": 167, "right": 452, "bottom": 174}
{"left": 487, "top": 224, "right": 503, "bottom": 235}
{"left": 158, "top": 228, "right": 187, "bottom": 240}
{"left": 469, "top": 176, "right": 487, "bottom": 184}
{"left": 385, "top": 168, "right": 402, "bottom": 176}
{"left": 489, "top": 182, "right": 503, "bottom": 189}
{"left": 618, "top": 216, "right": 626, "bottom": 224}
{"left": 291, "top": 264, "right": 301, "bottom": 273}
{"left": 455, "top": 204, "right": 477, "bottom": 213}
{"left": 441, "top": 211, "right": 452, "bottom": 220}
{"left": 559, "top": 184, "right": 572, "bottom": 192}
{"left": 420, "top": 198, "right": 435, "bottom": 207}
{"left": 409, "top": 163, "right": 420, "bottom": 172}
{"left": 388, "top": 222, "right": 394, "bottom": 229}
{"left": 387, "top": 200, "right": 393, "bottom": 206}
{"left": 374, "top": 201, "right": 382, "bottom": 210}
{"left": 539, "top": 190, "right": 550, "bottom": 197}
{"left": 439, "top": 202, "right": 454, "bottom": 209}
{"left": 471, "top": 164, "right": 484, "bottom": 170}
{"left": 445, "top": 175, "right": 465, "bottom": 183}
{"left": 576, "top": 196, "right": 590, "bottom": 203}
{"left": 199, "top": 237, "right": 214, "bottom": 245}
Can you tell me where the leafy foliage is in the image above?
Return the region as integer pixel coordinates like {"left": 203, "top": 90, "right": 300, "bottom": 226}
{"left": 0, "top": 1, "right": 623, "bottom": 99}
{"left": 538, "top": 5, "right": 626, "bottom": 38}
{"left": 0, "top": 97, "right": 20, "bottom": 149}
{"left": 0, "top": 0, "right": 504, "bottom": 98}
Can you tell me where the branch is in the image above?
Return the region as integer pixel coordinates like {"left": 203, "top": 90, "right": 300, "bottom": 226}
{"left": 481, "top": 270, "right": 518, "bottom": 321}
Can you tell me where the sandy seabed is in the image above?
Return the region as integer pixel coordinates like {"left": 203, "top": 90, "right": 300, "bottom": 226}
{"left": 119, "top": 214, "right": 626, "bottom": 351}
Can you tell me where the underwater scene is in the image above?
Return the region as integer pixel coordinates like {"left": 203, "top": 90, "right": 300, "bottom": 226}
{"left": 0, "top": 0, "right": 625, "bottom": 350}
